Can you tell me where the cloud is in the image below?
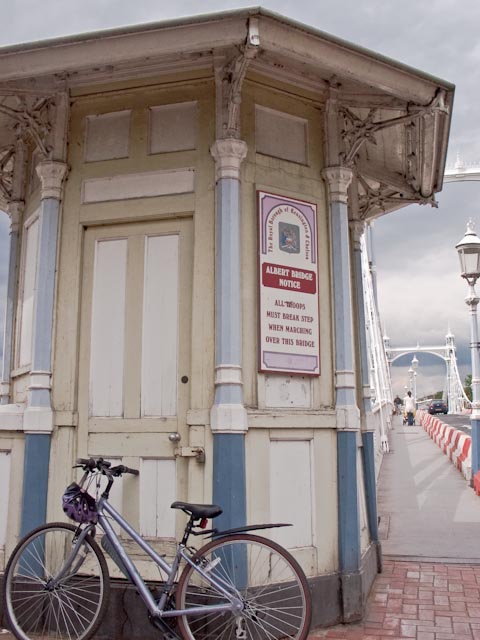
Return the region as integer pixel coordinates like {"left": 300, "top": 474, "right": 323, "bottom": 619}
{"left": 374, "top": 179, "right": 480, "bottom": 364}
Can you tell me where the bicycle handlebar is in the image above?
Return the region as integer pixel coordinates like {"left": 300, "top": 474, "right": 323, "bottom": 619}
{"left": 75, "top": 457, "right": 139, "bottom": 477}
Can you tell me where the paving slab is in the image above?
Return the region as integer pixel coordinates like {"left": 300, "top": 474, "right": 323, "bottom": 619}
{"left": 309, "top": 558, "right": 480, "bottom": 639}
{"left": 378, "top": 417, "right": 480, "bottom": 560}
{"left": 308, "top": 415, "right": 480, "bottom": 639}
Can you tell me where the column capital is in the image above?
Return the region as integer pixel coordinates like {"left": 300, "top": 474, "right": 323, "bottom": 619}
{"left": 322, "top": 166, "right": 353, "bottom": 204}
{"left": 36, "top": 160, "right": 68, "bottom": 200}
{"left": 7, "top": 200, "right": 24, "bottom": 232}
{"left": 350, "top": 219, "right": 366, "bottom": 248}
{"left": 210, "top": 138, "right": 248, "bottom": 180}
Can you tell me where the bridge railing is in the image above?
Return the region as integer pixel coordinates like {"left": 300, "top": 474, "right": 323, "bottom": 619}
{"left": 371, "top": 399, "right": 393, "bottom": 478}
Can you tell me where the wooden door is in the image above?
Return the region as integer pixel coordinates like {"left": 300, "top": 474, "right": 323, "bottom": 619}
{"left": 78, "top": 217, "right": 192, "bottom": 544}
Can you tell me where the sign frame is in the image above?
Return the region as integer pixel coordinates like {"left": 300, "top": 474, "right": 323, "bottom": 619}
{"left": 257, "top": 190, "right": 320, "bottom": 376}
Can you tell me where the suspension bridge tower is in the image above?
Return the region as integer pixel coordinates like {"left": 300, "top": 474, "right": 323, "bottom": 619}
{"left": 385, "top": 331, "right": 469, "bottom": 413}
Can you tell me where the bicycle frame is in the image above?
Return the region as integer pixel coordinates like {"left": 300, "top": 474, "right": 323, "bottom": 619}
{"left": 91, "top": 496, "right": 243, "bottom": 620}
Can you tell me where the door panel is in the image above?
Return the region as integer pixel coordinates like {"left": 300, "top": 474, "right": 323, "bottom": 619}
{"left": 89, "top": 238, "right": 127, "bottom": 417}
{"left": 78, "top": 217, "right": 193, "bottom": 542}
{"left": 142, "top": 234, "right": 179, "bottom": 417}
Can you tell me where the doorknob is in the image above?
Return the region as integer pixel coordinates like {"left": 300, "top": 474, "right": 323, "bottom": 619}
{"left": 168, "top": 432, "right": 181, "bottom": 443}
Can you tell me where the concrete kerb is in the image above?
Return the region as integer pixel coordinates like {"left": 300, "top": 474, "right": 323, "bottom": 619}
{"left": 417, "top": 409, "right": 473, "bottom": 484}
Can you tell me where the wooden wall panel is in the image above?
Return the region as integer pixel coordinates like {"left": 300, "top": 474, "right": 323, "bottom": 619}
{"left": 270, "top": 439, "right": 313, "bottom": 549}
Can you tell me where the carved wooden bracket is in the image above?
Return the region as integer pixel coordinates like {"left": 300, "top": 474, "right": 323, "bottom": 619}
{"left": 215, "top": 17, "right": 260, "bottom": 139}
{"left": 340, "top": 89, "right": 448, "bottom": 167}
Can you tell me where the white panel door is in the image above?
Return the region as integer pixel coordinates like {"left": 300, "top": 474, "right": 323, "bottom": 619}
{"left": 78, "top": 218, "right": 192, "bottom": 541}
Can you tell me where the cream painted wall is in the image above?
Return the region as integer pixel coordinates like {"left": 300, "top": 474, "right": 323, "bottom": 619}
{"left": 0, "top": 66, "right": 345, "bottom": 576}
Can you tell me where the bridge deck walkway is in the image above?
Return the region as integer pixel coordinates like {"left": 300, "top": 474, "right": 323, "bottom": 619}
{"left": 309, "top": 414, "right": 480, "bottom": 639}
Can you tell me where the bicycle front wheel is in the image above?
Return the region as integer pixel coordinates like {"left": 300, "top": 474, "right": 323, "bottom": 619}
{"left": 3, "top": 522, "right": 110, "bottom": 640}
{"left": 177, "top": 533, "right": 311, "bottom": 640}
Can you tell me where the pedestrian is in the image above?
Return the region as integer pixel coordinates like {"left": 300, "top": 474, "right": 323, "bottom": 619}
{"left": 394, "top": 395, "right": 402, "bottom": 415}
{"left": 403, "top": 391, "right": 415, "bottom": 426}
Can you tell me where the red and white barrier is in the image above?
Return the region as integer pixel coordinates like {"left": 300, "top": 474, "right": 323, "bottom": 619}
{"left": 417, "top": 410, "right": 473, "bottom": 484}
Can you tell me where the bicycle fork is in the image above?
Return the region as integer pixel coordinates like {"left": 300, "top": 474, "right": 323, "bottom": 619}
{"left": 46, "top": 525, "right": 95, "bottom": 588}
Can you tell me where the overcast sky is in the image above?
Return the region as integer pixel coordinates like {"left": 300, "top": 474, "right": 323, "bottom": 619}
{"left": 1, "top": 0, "right": 480, "bottom": 397}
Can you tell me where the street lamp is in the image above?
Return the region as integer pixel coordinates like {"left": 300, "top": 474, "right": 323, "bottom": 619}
{"left": 408, "top": 367, "right": 414, "bottom": 394}
{"left": 456, "top": 219, "right": 480, "bottom": 482}
{"left": 411, "top": 355, "right": 418, "bottom": 404}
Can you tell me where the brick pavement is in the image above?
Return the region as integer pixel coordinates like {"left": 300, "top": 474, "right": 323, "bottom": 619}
{"left": 3, "top": 557, "right": 480, "bottom": 639}
{"left": 308, "top": 558, "right": 480, "bottom": 640}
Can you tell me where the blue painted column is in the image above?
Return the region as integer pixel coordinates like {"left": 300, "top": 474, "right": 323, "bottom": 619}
{"left": 210, "top": 139, "right": 248, "bottom": 532}
{"left": 0, "top": 202, "right": 22, "bottom": 405}
{"left": 351, "top": 222, "right": 380, "bottom": 559}
{"left": 323, "top": 167, "right": 362, "bottom": 621}
{"left": 20, "top": 161, "right": 67, "bottom": 536}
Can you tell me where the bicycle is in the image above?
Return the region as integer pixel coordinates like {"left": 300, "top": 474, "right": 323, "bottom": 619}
{"left": 3, "top": 457, "right": 312, "bottom": 640}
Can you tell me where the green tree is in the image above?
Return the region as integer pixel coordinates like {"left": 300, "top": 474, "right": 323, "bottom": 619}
{"left": 465, "top": 374, "right": 472, "bottom": 401}
{"left": 434, "top": 390, "right": 443, "bottom": 399}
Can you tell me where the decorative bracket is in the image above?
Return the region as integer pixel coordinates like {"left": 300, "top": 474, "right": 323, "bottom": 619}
{"left": 357, "top": 173, "right": 437, "bottom": 219}
{"left": 0, "top": 145, "right": 14, "bottom": 202}
{"left": 0, "top": 95, "right": 52, "bottom": 158}
{"left": 216, "top": 17, "right": 260, "bottom": 138}
{"left": 340, "top": 89, "right": 448, "bottom": 166}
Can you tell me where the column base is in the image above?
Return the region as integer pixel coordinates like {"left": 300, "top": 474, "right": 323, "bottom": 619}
{"left": 23, "top": 406, "right": 54, "bottom": 434}
{"left": 210, "top": 403, "right": 248, "bottom": 433}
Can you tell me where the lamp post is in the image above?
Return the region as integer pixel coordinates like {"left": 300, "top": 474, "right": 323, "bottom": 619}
{"left": 408, "top": 367, "right": 414, "bottom": 394}
{"left": 456, "top": 220, "right": 480, "bottom": 481}
{"left": 411, "top": 355, "right": 419, "bottom": 405}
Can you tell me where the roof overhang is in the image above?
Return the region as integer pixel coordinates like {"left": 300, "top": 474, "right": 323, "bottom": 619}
{"left": 0, "top": 7, "right": 454, "bottom": 218}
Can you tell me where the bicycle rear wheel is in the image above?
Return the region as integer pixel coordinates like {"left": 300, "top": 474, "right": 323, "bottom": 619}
{"left": 3, "top": 522, "right": 110, "bottom": 640}
{"left": 177, "top": 533, "right": 311, "bottom": 640}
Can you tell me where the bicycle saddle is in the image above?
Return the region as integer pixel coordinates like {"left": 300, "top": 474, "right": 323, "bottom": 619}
{"left": 171, "top": 502, "right": 223, "bottom": 519}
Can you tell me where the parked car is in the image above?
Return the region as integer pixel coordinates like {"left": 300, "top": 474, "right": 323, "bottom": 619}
{"left": 428, "top": 400, "right": 448, "bottom": 415}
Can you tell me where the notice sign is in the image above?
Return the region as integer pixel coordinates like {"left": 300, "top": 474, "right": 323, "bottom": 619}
{"left": 258, "top": 191, "right": 320, "bottom": 375}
